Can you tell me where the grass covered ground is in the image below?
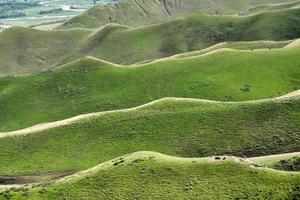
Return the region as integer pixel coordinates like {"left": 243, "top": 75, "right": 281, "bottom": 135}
{"left": 0, "top": 27, "right": 91, "bottom": 75}
{"left": 74, "top": 8, "right": 300, "bottom": 64}
{"left": 1, "top": 8, "right": 300, "bottom": 75}
{"left": 0, "top": 1, "right": 299, "bottom": 199}
{"left": 1, "top": 152, "right": 299, "bottom": 199}
{"left": 0, "top": 46, "right": 299, "bottom": 131}
{"left": 172, "top": 40, "right": 292, "bottom": 59}
{"left": 0, "top": 91, "right": 299, "bottom": 175}
{"left": 250, "top": 152, "right": 300, "bottom": 171}
{"left": 60, "top": 0, "right": 297, "bottom": 29}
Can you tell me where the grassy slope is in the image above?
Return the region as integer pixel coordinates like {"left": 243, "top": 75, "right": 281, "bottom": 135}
{"left": 0, "top": 27, "right": 91, "bottom": 75}
{"left": 250, "top": 152, "right": 300, "bottom": 171}
{"left": 0, "top": 46, "right": 299, "bottom": 131}
{"left": 172, "top": 40, "right": 292, "bottom": 59}
{"left": 0, "top": 91, "right": 299, "bottom": 175}
{"left": 60, "top": 0, "right": 297, "bottom": 29}
{"left": 67, "top": 8, "right": 300, "bottom": 64}
{"left": 239, "top": 0, "right": 300, "bottom": 15}
{"left": 0, "top": 8, "right": 299, "bottom": 74}
{"left": 1, "top": 152, "right": 300, "bottom": 199}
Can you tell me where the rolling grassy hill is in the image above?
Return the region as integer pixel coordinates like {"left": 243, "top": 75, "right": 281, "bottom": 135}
{"left": 169, "top": 40, "right": 292, "bottom": 59}
{"left": 1, "top": 8, "right": 299, "bottom": 75}
{"left": 0, "top": 152, "right": 300, "bottom": 199}
{"left": 0, "top": 90, "right": 299, "bottom": 176}
{"left": 0, "top": 27, "right": 91, "bottom": 75}
{"left": 0, "top": 46, "right": 299, "bottom": 131}
{"left": 59, "top": 0, "right": 297, "bottom": 29}
{"left": 0, "top": 1, "right": 299, "bottom": 199}
{"left": 239, "top": 0, "right": 300, "bottom": 15}
{"left": 73, "top": 8, "right": 300, "bottom": 65}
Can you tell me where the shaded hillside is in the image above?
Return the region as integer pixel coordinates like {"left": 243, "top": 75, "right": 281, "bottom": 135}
{"left": 0, "top": 27, "right": 91, "bottom": 75}
{"left": 60, "top": 0, "right": 297, "bottom": 29}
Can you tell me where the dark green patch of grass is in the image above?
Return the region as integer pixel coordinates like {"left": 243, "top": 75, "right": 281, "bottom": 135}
{"left": 274, "top": 157, "right": 300, "bottom": 171}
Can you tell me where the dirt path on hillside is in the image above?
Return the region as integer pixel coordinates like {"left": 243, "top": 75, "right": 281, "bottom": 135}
{"left": 0, "top": 98, "right": 168, "bottom": 138}
{"left": 0, "top": 151, "right": 299, "bottom": 190}
{"left": 0, "top": 90, "right": 299, "bottom": 139}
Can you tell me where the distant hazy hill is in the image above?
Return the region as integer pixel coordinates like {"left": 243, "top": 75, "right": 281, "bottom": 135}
{"left": 239, "top": 0, "right": 300, "bottom": 15}
{"left": 59, "top": 0, "right": 297, "bottom": 29}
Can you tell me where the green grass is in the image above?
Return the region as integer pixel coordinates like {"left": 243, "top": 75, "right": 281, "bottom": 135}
{"left": 239, "top": 0, "right": 300, "bottom": 15}
{"left": 60, "top": 0, "right": 297, "bottom": 29}
{"left": 250, "top": 153, "right": 300, "bottom": 171}
{"left": 1, "top": 8, "right": 300, "bottom": 74}
{"left": 0, "top": 46, "right": 299, "bottom": 131}
{"left": 173, "top": 40, "right": 292, "bottom": 58}
{"left": 0, "top": 27, "right": 91, "bottom": 75}
{"left": 273, "top": 157, "right": 300, "bottom": 171}
{"left": 0, "top": 2, "right": 299, "bottom": 199}
{"left": 73, "top": 8, "right": 300, "bottom": 65}
{"left": 1, "top": 152, "right": 300, "bottom": 199}
{"left": 0, "top": 91, "right": 299, "bottom": 175}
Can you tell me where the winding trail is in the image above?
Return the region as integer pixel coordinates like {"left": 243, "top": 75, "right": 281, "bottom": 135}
{"left": 0, "top": 151, "right": 299, "bottom": 190}
{"left": 0, "top": 90, "right": 299, "bottom": 138}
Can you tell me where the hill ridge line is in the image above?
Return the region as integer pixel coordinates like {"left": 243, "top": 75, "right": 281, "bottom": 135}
{"left": 46, "top": 151, "right": 300, "bottom": 185}
{"left": 0, "top": 151, "right": 299, "bottom": 190}
{"left": 0, "top": 90, "right": 299, "bottom": 138}
{"left": 39, "top": 39, "right": 300, "bottom": 69}
{"left": 0, "top": 37, "right": 296, "bottom": 77}
{"left": 45, "top": 38, "right": 300, "bottom": 69}
{"left": 2, "top": 40, "right": 295, "bottom": 78}
{"left": 75, "top": 39, "right": 299, "bottom": 68}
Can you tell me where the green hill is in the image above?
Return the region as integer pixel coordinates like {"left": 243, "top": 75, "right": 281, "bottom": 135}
{"left": 60, "top": 0, "right": 297, "bottom": 29}
{"left": 73, "top": 9, "right": 300, "bottom": 65}
{"left": 0, "top": 27, "right": 91, "bottom": 75}
{"left": 0, "top": 1, "right": 299, "bottom": 199}
{"left": 0, "top": 90, "right": 299, "bottom": 175}
{"left": 0, "top": 46, "right": 299, "bottom": 131}
{"left": 1, "top": 152, "right": 299, "bottom": 200}
{"left": 0, "top": 8, "right": 299, "bottom": 75}
{"left": 239, "top": 0, "right": 300, "bottom": 15}
{"left": 170, "top": 40, "right": 292, "bottom": 59}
